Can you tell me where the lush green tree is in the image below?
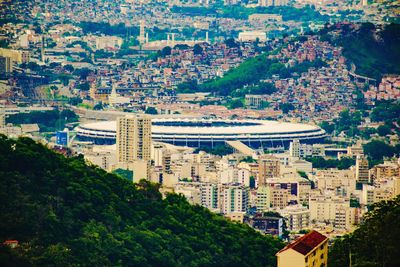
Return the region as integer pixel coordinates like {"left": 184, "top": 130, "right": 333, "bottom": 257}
{"left": 161, "top": 46, "right": 172, "bottom": 57}
{"left": 320, "top": 121, "right": 335, "bottom": 134}
{"left": 329, "top": 196, "right": 400, "bottom": 267}
{"left": 323, "top": 23, "right": 400, "bottom": 80}
{"left": 194, "top": 145, "right": 234, "bottom": 156}
{"left": 193, "top": 44, "right": 203, "bottom": 55}
{"left": 0, "top": 136, "right": 284, "bottom": 266}
{"left": 363, "top": 140, "right": 396, "bottom": 162}
{"left": 377, "top": 124, "right": 391, "bottom": 136}
{"left": 145, "top": 107, "right": 158, "bottom": 115}
{"left": 93, "top": 102, "right": 104, "bottom": 110}
{"left": 371, "top": 102, "right": 400, "bottom": 122}
{"left": 227, "top": 98, "right": 244, "bottom": 109}
{"left": 279, "top": 103, "right": 294, "bottom": 114}
{"left": 77, "top": 82, "right": 90, "bottom": 91}
{"left": 64, "top": 64, "right": 74, "bottom": 72}
{"left": 68, "top": 97, "right": 83, "bottom": 106}
{"left": 6, "top": 109, "right": 79, "bottom": 132}
{"left": 306, "top": 157, "right": 355, "bottom": 170}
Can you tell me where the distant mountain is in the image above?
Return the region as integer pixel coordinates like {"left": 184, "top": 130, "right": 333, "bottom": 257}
{"left": 320, "top": 23, "right": 400, "bottom": 80}
{"left": 0, "top": 136, "right": 284, "bottom": 267}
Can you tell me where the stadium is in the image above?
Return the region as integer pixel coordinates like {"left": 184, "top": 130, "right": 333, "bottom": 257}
{"left": 75, "top": 118, "right": 326, "bottom": 148}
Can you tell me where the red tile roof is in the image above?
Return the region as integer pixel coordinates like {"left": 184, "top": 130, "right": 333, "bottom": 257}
{"left": 277, "top": 230, "right": 328, "bottom": 256}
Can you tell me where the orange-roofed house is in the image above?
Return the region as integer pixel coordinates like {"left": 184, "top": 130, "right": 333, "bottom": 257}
{"left": 276, "top": 230, "right": 328, "bottom": 267}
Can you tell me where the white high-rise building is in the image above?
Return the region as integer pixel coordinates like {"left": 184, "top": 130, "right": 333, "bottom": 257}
{"left": 200, "top": 183, "right": 219, "bottom": 211}
{"left": 256, "top": 185, "right": 270, "bottom": 212}
{"left": 221, "top": 184, "right": 249, "bottom": 214}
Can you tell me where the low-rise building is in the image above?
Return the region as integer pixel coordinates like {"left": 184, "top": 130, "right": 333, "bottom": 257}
{"left": 276, "top": 230, "right": 328, "bottom": 267}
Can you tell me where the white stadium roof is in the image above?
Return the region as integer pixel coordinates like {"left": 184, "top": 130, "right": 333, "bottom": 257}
{"left": 77, "top": 119, "right": 320, "bottom": 135}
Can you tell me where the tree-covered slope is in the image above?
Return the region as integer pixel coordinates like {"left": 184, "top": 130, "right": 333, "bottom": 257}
{"left": 320, "top": 23, "right": 400, "bottom": 80}
{"left": 0, "top": 136, "right": 284, "bottom": 266}
{"left": 329, "top": 196, "right": 400, "bottom": 267}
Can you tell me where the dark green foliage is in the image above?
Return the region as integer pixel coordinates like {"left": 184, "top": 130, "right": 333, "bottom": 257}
{"left": 193, "top": 44, "right": 203, "bottom": 55}
{"left": 64, "top": 64, "right": 74, "bottom": 73}
{"left": 279, "top": 103, "right": 294, "bottom": 114}
{"left": 73, "top": 68, "right": 91, "bottom": 80}
{"left": 377, "top": 124, "right": 392, "bottom": 136}
{"left": 160, "top": 46, "right": 172, "bottom": 57}
{"left": 0, "top": 136, "right": 284, "bottom": 266}
{"left": 171, "top": 5, "right": 329, "bottom": 22}
{"left": 226, "top": 98, "right": 244, "bottom": 109}
{"left": 194, "top": 145, "right": 234, "bottom": 156}
{"left": 319, "top": 121, "right": 335, "bottom": 135}
{"left": 240, "top": 156, "right": 256, "bottom": 163}
{"left": 334, "top": 109, "right": 362, "bottom": 136}
{"left": 297, "top": 171, "right": 308, "bottom": 179}
{"left": 232, "top": 82, "right": 277, "bottom": 98}
{"left": 6, "top": 109, "right": 79, "bottom": 132}
{"left": 79, "top": 22, "right": 139, "bottom": 36}
{"left": 329, "top": 196, "right": 400, "bottom": 267}
{"left": 145, "top": 107, "right": 158, "bottom": 115}
{"left": 363, "top": 140, "right": 400, "bottom": 162}
{"left": 76, "top": 82, "right": 90, "bottom": 91}
{"left": 68, "top": 97, "right": 83, "bottom": 106}
{"left": 93, "top": 102, "right": 103, "bottom": 111}
{"left": 177, "top": 80, "right": 198, "bottom": 93}
{"left": 359, "top": 127, "right": 377, "bottom": 140}
{"left": 324, "top": 23, "right": 400, "bottom": 80}
{"left": 94, "top": 49, "right": 113, "bottom": 59}
{"left": 177, "top": 54, "right": 325, "bottom": 97}
{"left": 306, "top": 157, "right": 355, "bottom": 170}
{"left": 370, "top": 102, "right": 400, "bottom": 123}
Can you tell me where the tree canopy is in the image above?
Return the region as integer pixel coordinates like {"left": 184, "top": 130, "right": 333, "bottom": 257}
{"left": 0, "top": 136, "right": 284, "bottom": 266}
{"left": 329, "top": 196, "right": 400, "bottom": 267}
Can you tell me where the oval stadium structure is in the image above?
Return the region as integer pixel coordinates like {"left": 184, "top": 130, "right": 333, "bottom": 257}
{"left": 75, "top": 118, "right": 326, "bottom": 148}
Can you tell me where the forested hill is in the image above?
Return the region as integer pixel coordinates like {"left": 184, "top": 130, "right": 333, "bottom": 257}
{"left": 0, "top": 136, "right": 284, "bottom": 267}
{"left": 329, "top": 195, "right": 400, "bottom": 267}
{"left": 320, "top": 23, "right": 400, "bottom": 80}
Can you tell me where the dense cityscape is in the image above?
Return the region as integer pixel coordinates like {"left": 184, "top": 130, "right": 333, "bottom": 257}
{"left": 0, "top": 0, "right": 399, "bottom": 266}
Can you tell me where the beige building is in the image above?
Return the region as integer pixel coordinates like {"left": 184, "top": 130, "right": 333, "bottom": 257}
{"left": 256, "top": 185, "right": 270, "bottom": 212}
{"left": 280, "top": 205, "right": 310, "bottom": 232}
{"left": 276, "top": 230, "right": 328, "bottom": 267}
{"left": 315, "top": 168, "right": 356, "bottom": 193}
{"left": 0, "top": 56, "right": 13, "bottom": 74}
{"left": 116, "top": 115, "right": 152, "bottom": 163}
{"left": 370, "top": 160, "right": 399, "bottom": 182}
{"left": 309, "top": 195, "right": 350, "bottom": 224}
{"left": 258, "top": 155, "right": 280, "bottom": 186}
{"left": 356, "top": 156, "right": 370, "bottom": 183}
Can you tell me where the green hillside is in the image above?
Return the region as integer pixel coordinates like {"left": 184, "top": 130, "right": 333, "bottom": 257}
{"left": 329, "top": 195, "right": 400, "bottom": 267}
{"left": 0, "top": 136, "right": 284, "bottom": 266}
{"left": 177, "top": 54, "right": 326, "bottom": 96}
{"left": 321, "top": 23, "right": 400, "bottom": 80}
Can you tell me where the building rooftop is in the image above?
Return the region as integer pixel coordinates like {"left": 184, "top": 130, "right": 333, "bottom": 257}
{"left": 277, "top": 230, "right": 328, "bottom": 256}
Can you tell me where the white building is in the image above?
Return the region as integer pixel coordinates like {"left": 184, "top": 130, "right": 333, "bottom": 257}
{"left": 309, "top": 195, "right": 350, "bottom": 224}
{"left": 221, "top": 183, "right": 249, "bottom": 214}
{"left": 280, "top": 205, "right": 310, "bottom": 232}
{"left": 238, "top": 31, "right": 267, "bottom": 42}
{"left": 95, "top": 36, "right": 123, "bottom": 50}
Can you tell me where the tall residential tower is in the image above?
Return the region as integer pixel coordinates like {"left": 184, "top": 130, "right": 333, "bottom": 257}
{"left": 116, "top": 115, "right": 152, "bottom": 163}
